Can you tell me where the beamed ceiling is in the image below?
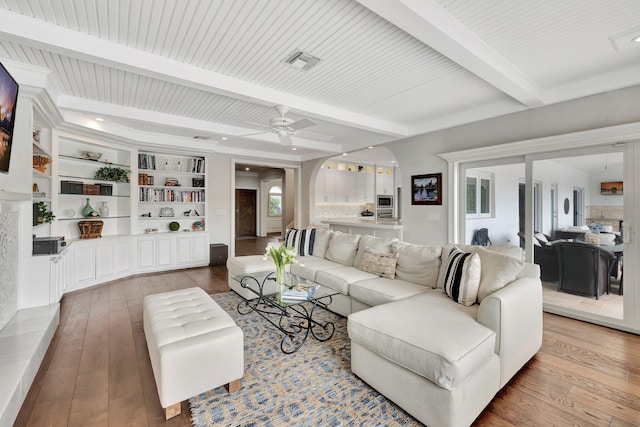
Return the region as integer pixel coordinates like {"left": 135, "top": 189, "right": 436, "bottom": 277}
{"left": 1, "top": 0, "right": 639, "bottom": 161}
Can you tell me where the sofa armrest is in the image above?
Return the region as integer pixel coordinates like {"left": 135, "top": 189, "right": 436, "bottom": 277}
{"left": 478, "top": 276, "right": 542, "bottom": 388}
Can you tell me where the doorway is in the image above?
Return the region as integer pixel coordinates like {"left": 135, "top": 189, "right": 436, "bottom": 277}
{"left": 573, "top": 188, "right": 584, "bottom": 226}
{"left": 235, "top": 189, "right": 257, "bottom": 237}
{"left": 550, "top": 184, "right": 558, "bottom": 233}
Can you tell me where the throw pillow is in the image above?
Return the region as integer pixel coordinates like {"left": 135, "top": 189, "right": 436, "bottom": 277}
{"left": 441, "top": 246, "right": 481, "bottom": 307}
{"left": 312, "top": 227, "right": 333, "bottom": 258}
{"left": 284, "top": 227, "right": 316, "bottom": 256}
{"left": 360, "top": 248, "right": 399, "bottom": 279}
{"left": 325, "top": 231, "right": 361, "bottom": 266}
{"left": 353, "top": 235, "right": 398, "bottom": 269}
{"left": 392, "top": 242, "right": 442, "bottom": 287}
{"left": 474, "top": 246, "right": 524, "bottom": 302}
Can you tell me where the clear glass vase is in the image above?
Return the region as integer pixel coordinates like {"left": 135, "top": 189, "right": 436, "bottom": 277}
{"left": 275, "top": 265, "right": 286, "bottom": 303}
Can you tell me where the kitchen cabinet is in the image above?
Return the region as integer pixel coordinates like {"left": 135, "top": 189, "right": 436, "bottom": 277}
{"left": 316, "top": 162, "right": 376, "bottom": 203}
{"left": 376, "top": 167, "right": 395, "bottom": 195}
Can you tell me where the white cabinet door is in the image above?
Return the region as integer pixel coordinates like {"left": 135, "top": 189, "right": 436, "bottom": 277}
{"left": 115, "top": 239, "right": 131, "bottom": 275}
{"left": 343, "top": 173, "right": 356, "bottom": 203}
{"left": 137, "top": 236, "right": 156, "bottom": 270}
{"left": 365, "top": 172, "right": 375, "bottom": 203}
{"left": 157, "top": 235, "right": 174, "bottom": 267}
{"left": 74, "top": 244, "right": 96, "bottom": 286}
{"left": 96, "top": 241, "right": 116, "bottom": 280}
{"left": 176, "top": 235, "right": 192, "bottom": 265}
{"left": 324, "top": 172, "right": 338, "bottom": 202}
{"left": 192, "top": 233, "right": 209, "bottom": 264}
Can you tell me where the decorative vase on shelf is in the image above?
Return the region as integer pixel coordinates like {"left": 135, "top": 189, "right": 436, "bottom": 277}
{"left": 99, "top": 201, "right": 109, "bottom": 217}
{"left": 82, "top": 198, "right": 94, "bottom": 217}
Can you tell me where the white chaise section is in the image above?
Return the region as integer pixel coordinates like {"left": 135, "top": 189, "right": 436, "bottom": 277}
{"left": 143, "top": 287, "right": 244, "bottom": 419}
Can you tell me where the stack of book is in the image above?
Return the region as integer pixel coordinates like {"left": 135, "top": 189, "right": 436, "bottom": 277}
{"left": 281, "top": 285, "right": 320, "bottom": 302}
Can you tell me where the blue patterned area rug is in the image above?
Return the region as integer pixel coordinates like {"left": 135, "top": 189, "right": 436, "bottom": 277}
{"left": 189, "top": 292, "right": 421, "bottom": 426}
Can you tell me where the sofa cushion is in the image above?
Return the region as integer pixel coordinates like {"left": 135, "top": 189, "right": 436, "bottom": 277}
{"left": 227, "top": 255, "right": 276, "bottom": 276}
{"left": 290, "top": 256, "right": 342, "bottom": 281}
{"left": 350, "top": 277, "right": 430, "bottom": 307}
{"left": 392, "top": 242, "right": 441, "bottom": 287}
{"left": 284, "top": 227, "right": 316, "bottom": 256}
{"left": 353, "top": 235, "right": 398, "bottom": 269}
{"left": 442, "top": 246, "right": 481, "bottom": 307}
{"left": 475, "top": 246, "right": 525, "bottom": 302}
{"left": 325, "top": 231, "right": 361, "bottom": 266}
{"left": 359, "top": 248, "right": 399, "bottom": 279}
{"left": 312, "top": 227, "right": 333, "bottom": 258}
{"left": 315, "top": 267, "right": 378, "bottom": 295}
{"left": 348, "top": 292, "right": 494, "bottom": 390}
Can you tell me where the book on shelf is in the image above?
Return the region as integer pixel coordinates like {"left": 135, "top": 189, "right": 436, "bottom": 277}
{"left": 281, "top": 285, "right": 320, "bottom": 301}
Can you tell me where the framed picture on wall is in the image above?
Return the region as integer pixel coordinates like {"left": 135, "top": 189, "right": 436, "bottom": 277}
{"left": 600, "top": 181, "right": 623, "bottom": 195}
{"left": 411, "top": 173, "right": 442, "bottom": 205}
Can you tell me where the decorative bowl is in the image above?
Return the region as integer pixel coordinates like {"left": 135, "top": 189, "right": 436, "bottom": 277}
{"left": 81, "top": 151, "right": 102, "bottom": 160}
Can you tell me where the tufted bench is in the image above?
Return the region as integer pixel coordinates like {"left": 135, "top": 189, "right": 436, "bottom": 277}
{"left": 143, "top": 287, "right": 244, "bottom": 419}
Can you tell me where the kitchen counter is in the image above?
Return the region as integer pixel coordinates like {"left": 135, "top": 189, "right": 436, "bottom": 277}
{"left": 321, "top": 218, "right": 403, "bottom": 239}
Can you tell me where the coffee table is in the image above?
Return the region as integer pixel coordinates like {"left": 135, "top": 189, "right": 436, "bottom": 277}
{"left": 232, "top": 272, "right": 338, "bottom": 354}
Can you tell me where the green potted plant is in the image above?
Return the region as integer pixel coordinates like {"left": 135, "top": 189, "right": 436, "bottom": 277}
{"left": 94, "top": 166, "right": 130, "bottom": 182}
{"left": 37, "top": 202, "right": 56, "bottom": 223}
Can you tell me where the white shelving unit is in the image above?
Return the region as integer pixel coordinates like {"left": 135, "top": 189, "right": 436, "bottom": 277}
{"left": 56, "top": 137, "right": 132, "bottom": 239}
{"left": 137, "top": 151, "right": 207, "bottom": 234}
{"left": 32, "top": 124, "right": 53, "bottom": 238}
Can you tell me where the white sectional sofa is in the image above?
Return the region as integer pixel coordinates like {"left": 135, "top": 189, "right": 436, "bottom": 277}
{"left": 226, "top": 228, "right": 543, "bottom": 427}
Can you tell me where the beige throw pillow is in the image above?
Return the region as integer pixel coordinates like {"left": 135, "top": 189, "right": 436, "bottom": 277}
{"left": 360, "top": 248, "right": 399, "bottom": 279}
{"left": 392, "top": 242, "right": 442, "bottom": 287}
{"left": 312, "top": 227, "right": 333, "bottom": 258}
{"left": 475, "top": 246, "right": 525, "bottom": 302}
{"left": 353, "top": 235, "right": 398, "bottom": 269}
{"left": 325, "top": 231, "right": 361, "bottom": 266}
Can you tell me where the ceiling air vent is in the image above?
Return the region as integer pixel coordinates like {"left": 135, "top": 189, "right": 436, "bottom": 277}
{"left": 285, "top": 50, "right": 321, "bottom": 71}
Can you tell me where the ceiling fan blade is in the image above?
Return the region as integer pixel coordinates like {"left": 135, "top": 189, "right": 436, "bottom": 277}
{"left": 239, "top": 131, "right": 269, "bottom": 137}
{"left": 288, "top": 117, "right": 317, "bottom": 131}
{"left": 279, "top": 133, "right": 293, "bottom": 145}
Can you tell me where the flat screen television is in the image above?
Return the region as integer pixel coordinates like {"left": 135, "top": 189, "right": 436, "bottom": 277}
{"left": 0, "top": 61, "right": 19, "bottom": 174}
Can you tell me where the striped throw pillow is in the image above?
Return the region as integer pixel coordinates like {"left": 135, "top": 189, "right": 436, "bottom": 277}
{"left": 442, "top": 246, "right": 481, "bottom": 306}
{"left": 284, "top": 228, "right": 316, "bottom": 256}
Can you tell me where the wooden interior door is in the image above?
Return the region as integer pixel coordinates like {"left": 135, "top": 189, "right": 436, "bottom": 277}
{"left": 235, "top": 189, "right": 257, "bottom": 237}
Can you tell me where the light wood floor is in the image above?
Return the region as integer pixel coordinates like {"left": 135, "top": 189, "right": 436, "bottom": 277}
{"left": 15, "top": 240, "right": 640, "bottom": 426}
{"left": 543, "top": 281, "right": 624, "bottom": 319}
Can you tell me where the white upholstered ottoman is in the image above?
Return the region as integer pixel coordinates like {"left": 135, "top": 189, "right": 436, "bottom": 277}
{"left": 143, "top": 287, "right": 244, "bottom": 419}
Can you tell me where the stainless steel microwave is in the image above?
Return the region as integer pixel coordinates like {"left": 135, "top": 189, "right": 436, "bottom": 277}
{"left": 377, "top": 195, "right": 393, "bottom": 208}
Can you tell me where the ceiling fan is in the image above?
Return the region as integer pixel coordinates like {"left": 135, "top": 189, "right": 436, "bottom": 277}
{"left": 244, "top": 105, "right": 318, "bottom": 145}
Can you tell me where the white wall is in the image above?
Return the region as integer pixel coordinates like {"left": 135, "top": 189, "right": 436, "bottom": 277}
{"left": 207, "top": 154, "right": 232, "bottom": 246}
{"left": 465, "top": 164, "right": 523, "bottom": 245}
{"left": 534, "top": 160, "right": 591, "bottom": 234}
{"left": 588, "top": 169, "right": 624, "bottom": 207}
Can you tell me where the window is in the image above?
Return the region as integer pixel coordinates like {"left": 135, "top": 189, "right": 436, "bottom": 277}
{"left": 466, "top": 171, "right": 493, "bottom": 218}
{"left": 268, "top": 186, "right": 282, "bottom": 216}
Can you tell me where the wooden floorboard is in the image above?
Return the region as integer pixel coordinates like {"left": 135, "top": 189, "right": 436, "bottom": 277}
{"left": 14, "top": 236, "right": 640, "bottom": 426}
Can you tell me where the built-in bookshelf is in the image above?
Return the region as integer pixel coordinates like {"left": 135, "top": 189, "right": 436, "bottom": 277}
{"left": 137, "top": 151, "right": 207, "bottom": 233}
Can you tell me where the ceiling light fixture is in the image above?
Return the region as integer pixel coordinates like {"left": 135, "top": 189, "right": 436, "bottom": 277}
{"left": 285, "top": 50, "right": 321, "bottom": 71}
{"left": 342, "top": 152, "right": 348, "bottom": 156}
{"left": 245, "top": 167, "right": 250, "bottom": 171}
{"left": 95, "top": 117, "right": 104, "bottom": 122}
{"left": 367, "top": 146, "right": 373, "bottom": 149}
{"left": 292, "top": 147, "right": 297, "bottom": 151}
{"left": 221, "top": 137, "right": 228, "bottom": 140}
{"left": 633, "top": 34, "right": 640, "bottom": 43}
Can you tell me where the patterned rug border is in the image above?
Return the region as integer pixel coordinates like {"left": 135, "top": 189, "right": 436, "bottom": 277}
{"left": 188, "top": 291, "right": 422, "bottom": 427}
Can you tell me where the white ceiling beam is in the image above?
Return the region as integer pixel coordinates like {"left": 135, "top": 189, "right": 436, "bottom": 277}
{"left": 0, "top": 9, "right": 407, "bottom": 137}
{"left": 357, "top": 0, "right": 545, "bottom": 107}
{"left": 58, "top": 96, "right": 249, "bottom": 138}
